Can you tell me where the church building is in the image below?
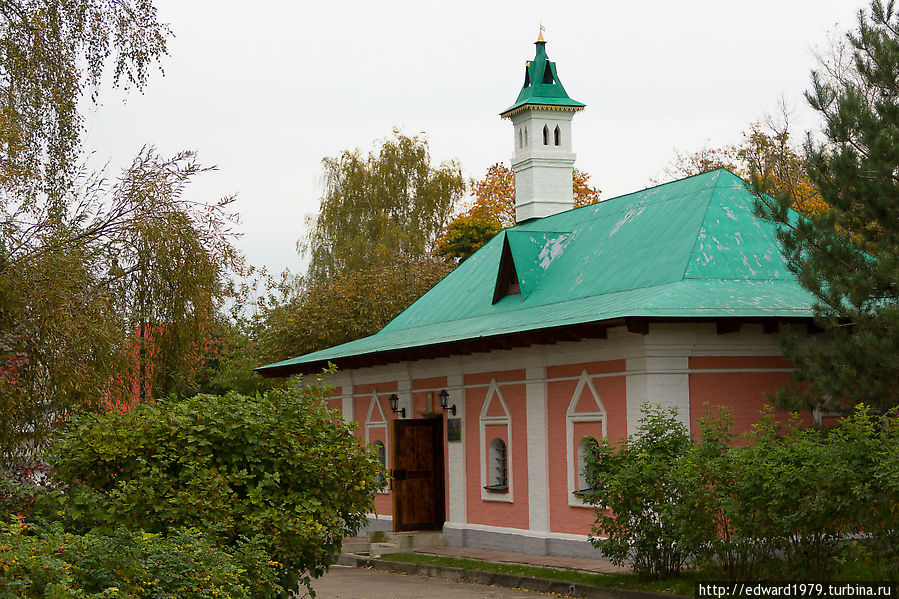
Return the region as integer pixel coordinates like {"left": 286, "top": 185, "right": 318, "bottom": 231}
{"left": 257, "top": 33, "right": 816, "bottom": 557}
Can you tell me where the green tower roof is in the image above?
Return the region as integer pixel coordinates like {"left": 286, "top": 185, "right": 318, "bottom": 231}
{"left": 500, "top": 34, "right": 585, "bottom": 118}
{"left": 257, "top": 169, "right": 817, "bottom": 377}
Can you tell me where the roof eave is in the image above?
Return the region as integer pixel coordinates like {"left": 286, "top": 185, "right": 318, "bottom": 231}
{"left": 499, "top": 102, "right": 585, "bottom": 119}
{"left": 255, "top": 314, "right": 815, "bottom": 377}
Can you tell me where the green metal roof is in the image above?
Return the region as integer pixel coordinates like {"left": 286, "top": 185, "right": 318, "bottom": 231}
{"left": 500, "top": 39, "right": 585, "bottom": 118}
{"left": 257, "top": 169, "right": 816, "bottom": 375}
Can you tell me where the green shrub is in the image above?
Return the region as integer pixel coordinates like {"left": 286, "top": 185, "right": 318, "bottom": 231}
{"left": 586, "top": 403, "right": 899, "bottom": 581}
{"left": 0, "top": 517, "right": 280, "bottom": 598}
{"left": 584, "top": 404, "right": 715, "bottom": 578}
{"left": 50, "top": 379, "right": 382, "bottom": 592}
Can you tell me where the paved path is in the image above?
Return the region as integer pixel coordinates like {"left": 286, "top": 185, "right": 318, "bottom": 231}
{"left": 415, "top": 546, "right": 629, "bottom": 574}
{"left": 310, "top": 564, "right": 560, "bottom": 598}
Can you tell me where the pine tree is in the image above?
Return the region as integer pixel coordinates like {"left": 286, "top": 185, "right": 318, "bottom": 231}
{"left": 757, "top": 0, "right": 899, "bottom": 412}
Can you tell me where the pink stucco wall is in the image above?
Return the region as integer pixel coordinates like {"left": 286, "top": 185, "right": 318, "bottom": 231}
{"left": 546, "top": 360, "right": 626, "bottom": 535}
{"left": 352, "top": 381, "right": 398, "bottom": 516}
{"left": 688, "top": 356, "right": 811, "bottom": 438}
{"left": 464, "top": 369, "right": 529, "bottom": 530}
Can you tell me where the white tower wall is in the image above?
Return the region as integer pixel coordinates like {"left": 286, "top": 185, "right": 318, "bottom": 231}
{"left": 510, "top": 109, "right": 577, "bottom": 223}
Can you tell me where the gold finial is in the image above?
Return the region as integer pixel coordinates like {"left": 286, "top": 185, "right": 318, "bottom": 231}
{"left": 537, "top": 23, "right": 545, "bottom": 42}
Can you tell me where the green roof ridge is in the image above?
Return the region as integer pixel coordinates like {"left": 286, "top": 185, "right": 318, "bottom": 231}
{"left": 679, "top": 169, "right": 724, "bottom": 282}
{"left": 500, "top": 39, "right": 585, "bottom": 117}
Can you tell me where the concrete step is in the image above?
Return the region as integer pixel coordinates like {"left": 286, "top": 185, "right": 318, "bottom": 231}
{"left": 341, "top": 540, "right": 370, "bottom": 554}
{"left": 369, "top": 542, "right": 404, "bottom": 558}
{"left": 367, "top": 530, "right": 445, "bottom": 549}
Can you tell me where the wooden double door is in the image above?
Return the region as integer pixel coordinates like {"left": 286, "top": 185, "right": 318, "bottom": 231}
{"left": 390, "top": 417, "right": 445, "bottom": 531}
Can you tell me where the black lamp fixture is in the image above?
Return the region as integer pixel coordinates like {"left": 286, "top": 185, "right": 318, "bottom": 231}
{"left": 388, "top": 393, "right": 405, "bottom": 418}
{"left": 438, "top": 389, "right": 456, "bottom": 416}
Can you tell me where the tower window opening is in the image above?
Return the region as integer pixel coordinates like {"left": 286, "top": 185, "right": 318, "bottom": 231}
{"left": 542, "top": 63, "right": 554, "bottom": 84}
{"left": 543, "top": 125, "right": 549, "bottom": 145}
{"left": 554, "top": 125, "right": 561, "bottom": 146}
{"left": 524, "top": 127, "right": 528, "bottom": 146}
{"left": 523, "top": 67, "right": 531, "bottom": 88}
{"left": 518, "top": 129, "right": 523, "bottom": 149}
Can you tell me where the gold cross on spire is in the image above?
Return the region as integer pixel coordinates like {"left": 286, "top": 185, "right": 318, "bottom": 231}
{"left": 537, "top": 23, "right": 545, "bottom": 42}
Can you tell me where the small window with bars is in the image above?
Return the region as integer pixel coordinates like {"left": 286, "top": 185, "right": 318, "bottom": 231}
{"left": 485, "top": 437, "right": 508, "bottom": 491}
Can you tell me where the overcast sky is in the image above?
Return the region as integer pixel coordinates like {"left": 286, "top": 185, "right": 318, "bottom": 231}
{"left": 81, "top": 0, "right": 861, "bottom": 278}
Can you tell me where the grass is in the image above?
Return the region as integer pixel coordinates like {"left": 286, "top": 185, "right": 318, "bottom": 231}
{"left": 377, "top": 552, "right": 696, "bottom": 596}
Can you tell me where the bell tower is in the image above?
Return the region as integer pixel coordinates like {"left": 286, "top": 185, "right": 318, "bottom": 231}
{"left": 501, "top": 29, "right": 585, "bottom": 223}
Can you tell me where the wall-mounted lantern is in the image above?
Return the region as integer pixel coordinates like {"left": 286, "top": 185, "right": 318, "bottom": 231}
{"left": 388, "top": 393, "right": 405, "bottom": 418}
{"left": 439, "top": 389, "right": 456, "bottom": 416}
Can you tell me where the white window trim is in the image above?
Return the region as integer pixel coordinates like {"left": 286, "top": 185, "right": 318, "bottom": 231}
{"left": 479, "top": 378, "right": 513, "bottom": 503}
{"left": 365, "top": 391, "right": 390, "bottom": 495}
{"left": 566, "top": 370, "right": 606, "bottom": 508}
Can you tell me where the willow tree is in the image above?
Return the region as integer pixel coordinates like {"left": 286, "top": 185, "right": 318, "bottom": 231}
{"left": 0, "top": 1, "right": 171, "bottom": 462}
{"left": 303, "top": 129, "right": 465, "bottom": 282}
{"left": 0, "top": 148, "right": 242, "bottom": 462}
{"left": 0, "top": 0, "right": 169, "bottom": 199}
{"left": 106, "top": 149, "right": 243, "bottom": 405}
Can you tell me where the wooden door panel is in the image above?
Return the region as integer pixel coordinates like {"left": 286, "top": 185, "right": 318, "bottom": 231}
{"left": 391, "top": 418, "right": 445, "bottom": 531}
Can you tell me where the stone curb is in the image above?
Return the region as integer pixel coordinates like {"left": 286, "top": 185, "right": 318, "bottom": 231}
{"left": 336, "top": 553, "right": 691, "bottom": 599}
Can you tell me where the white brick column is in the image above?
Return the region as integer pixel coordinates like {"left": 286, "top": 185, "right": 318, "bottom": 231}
{"left": 338, "top": 373, "right": 355, "bottom": 425}
{"left": 526, "top": 366, "right": 549, "bottom": 532}
{"left": 397, "top": 375, "right": 412, "bottom": 418}
{"left": 446, "top": 374, "right": 466, "bottom": 525}
{"left": 625, "top": 357, "right": 690, "bottom": 434}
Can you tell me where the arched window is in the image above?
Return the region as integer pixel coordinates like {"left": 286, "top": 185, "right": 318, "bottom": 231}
{"left": 577, "top": 436, "right": 598, "bottom": 492}
{"left": 488, "top": 438, "right": 508, "bottom": 488}
{"left": 543, "top": 125, "right": 549, "bottom": 145}
{"left": 554, "top": 125, "right": 561, "bottom": 146}
{"left": 480, "top": 379, "right": 512, "bottom": 501}
{"left": 373, "top": 440, "right": 386, "bottom": 489}
{"left": 518, "top": 128, "right": 523, "bottom": 149}
{"left": 566, "top": 370, "right": 607, "bottom": 506}
{"left": 524, "top": 127, "right": 528, "bottom": 146}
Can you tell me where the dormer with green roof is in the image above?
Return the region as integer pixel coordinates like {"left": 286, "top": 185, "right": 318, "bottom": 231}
{"left": 503, "top": 30, "right": 586, "bottom": 223}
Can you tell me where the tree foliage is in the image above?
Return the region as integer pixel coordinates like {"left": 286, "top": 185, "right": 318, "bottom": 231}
{"left": 258, "top": 130, "right": 463, "bottom": 366}
{"left": 0, "top": 0, "right": 169, "bottom": 197}
{"left": 585, "top": 404, "right": 899, "bottom": 580}
{"left": 50, "top": 381, "right": 382, "bottom": 593}
{"left": 0, "top": 1, "right": 208, "bottom": 463}
{"left": 661, "top": 121, "right": 827, "bottom": 216}
{"left": 262, "top": 257, "right": 452, "bottom": 363}
{"left": 586, "top": 405, "right": 709, "bottom": 578}
{"left": 435, "top": 162, "right": 601, "bottom": 262}
{"left": 0, "top": 522, "right": 281, "bottom": 598}
{"left": 755, "top": 0, "right": 899, "bottom": 412}
{"left": 302, "top": 129, "right": 464, "bottom": 282}
{"left": 106, "top": 149, "right": 243, "bottom": 404}
{"left": 0, "top": 149, "right": 242, "bottom": 464}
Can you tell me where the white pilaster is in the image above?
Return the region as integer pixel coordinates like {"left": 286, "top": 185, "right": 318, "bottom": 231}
{"left": 525, "top": 366, "right": 549, "bottom": 532}
{"left": 337, "top": 372, "right": 356, "bottom": 425}
{"left": 446, "top": 373, "right": 466, "bottom": 525}
{"left": 341, "top": 395, "right": 354, "bottom": 425}
{"left": 625, "top": 327, "right": 692, "bottom": 435}
{"left": 397, "top": 368, "right": 412, "bottom": 418}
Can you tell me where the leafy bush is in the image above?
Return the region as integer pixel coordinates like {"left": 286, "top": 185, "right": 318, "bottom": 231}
{"left": 50, "top": 379, "right": 382, "bottom": 592}
{"left": 0, "top": 517, "right": 279, "bottom": 598}
{"left": 585, "top": 403, "right": 899, "bottom": 581}
{"left": 584, "top": 404, "right": 715, "bottom": 578}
